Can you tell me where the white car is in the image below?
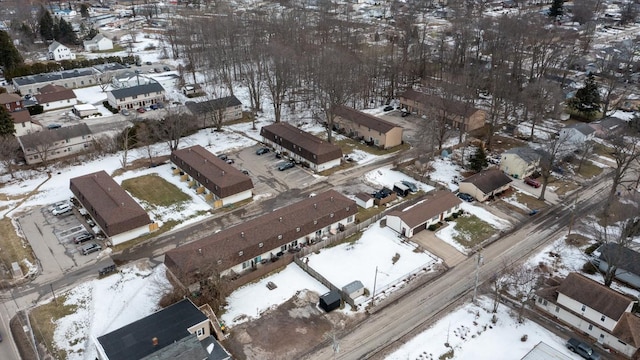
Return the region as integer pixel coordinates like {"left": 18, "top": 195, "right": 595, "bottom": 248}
{"left": 52, "top": 203, "right": 72, "bottom": 215}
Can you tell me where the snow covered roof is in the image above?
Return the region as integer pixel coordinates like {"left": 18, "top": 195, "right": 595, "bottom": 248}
{"left": 520, "top": 341, "right": 572, "bottom": 360}
{"left": 12, "top": 67, "right": 98, "bottom": 86}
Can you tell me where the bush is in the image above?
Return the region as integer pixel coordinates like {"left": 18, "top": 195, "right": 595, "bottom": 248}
{"left": 445, "top": 216, "right": 454, "bottom": 222}
{"left": 27, "top": 104, "right": 43, "bottom": 115}
{"left": 582, "top": 261, "right": 598, "bottom": 274}
{"left": 584, "top": 242, "right": 601, "bottom": 255}
{"left": 428, "top": 224, "right": 437, "bottom": 231}
{"left": 521, "top": 334, "right": 528, "bottom": 342}
{"left": 452, "top": 213, "right": 459, "bottom": 219}
{"left": 103, "top": 101, "right": 118, "bottom": 114}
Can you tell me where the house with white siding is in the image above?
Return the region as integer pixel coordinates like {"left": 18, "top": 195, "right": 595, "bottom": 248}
{"left": 385, "top": 190, "right": 461, "bottom": 238}
{"left": 48, "top": 41, "right": 76, "bottom": 61}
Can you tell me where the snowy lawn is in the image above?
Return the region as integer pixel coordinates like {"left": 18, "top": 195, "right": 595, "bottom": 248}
{"left": 306, "top": 222, "right": 440, "bottom": 304}
{"left": 386, "top": 297, "right": 580, "bottom": 360}
{"left": 220, "top": 264, "right": 329, "bottom": 327}
{"left": 47, "top": 263, "right": 171, "bottom": 360}
{"left": 427, "top": 157, "right": 464, "bottom": 192}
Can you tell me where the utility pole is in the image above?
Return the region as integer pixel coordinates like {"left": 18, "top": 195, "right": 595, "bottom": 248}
{"left": 370, "top": 266, "right": 378, "bottom": 308}
{"left": 472, "top": 251, "right": 483, "bottom": 304}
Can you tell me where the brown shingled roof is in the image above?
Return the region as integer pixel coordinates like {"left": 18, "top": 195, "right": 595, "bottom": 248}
{"left": 10, "top": 109, "right": 32, "bottom": 124}
{"left": 34, "top": 85, "right": 76, "bottom": 104}
{"left": 70, "top": 171, "right": 152, "bottom": 237}
{"left": 558, "top": 273, "right": 634, "bottom": 321}
{"left": 461, "top": 169, "right": 512, "bottom": 194}
{"left": 332, "top": 105, "right": 399, "bottom": 134}
{"left": 612, "top": 312, "right": 640, "bottom": 347}
{"left": 400, "top": 89, "right": 481, "bottom": 118}
{"left": 260, "top": 122, "right": 342, "bottom": 165}
{"left": 171, "top": 145, "right": 253, "bottom": 199}
{"left": 0, "top": 93, "right": 21, "bottom": 104}
{"left": 387, "top": 190, "right": 461, "bottom": 228}
{"left": 164, "top": 190, "right": 357, "bottom": 280}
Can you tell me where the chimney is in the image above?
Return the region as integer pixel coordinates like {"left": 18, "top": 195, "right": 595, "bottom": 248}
{"left": 152, "top": 337, "right": 158, "bottom": 346}
{"left": 241, "top": 232, "right": 244, "bottom": 238}
{"left": 330, "top": 196, "right": 333, "bottom": 202}
{"left": 279, "top": 217, "right": 282, "bottom": 222}
{"left": 221, "top": 171, "right": 225, "bottom": 176}
{"left": 314, "top": 203, "right": 317, "bottom": 209}
{"left": 198, "top": 248, "right": 202, "bottom": 255}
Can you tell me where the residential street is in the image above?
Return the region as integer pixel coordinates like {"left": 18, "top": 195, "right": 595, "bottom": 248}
{"left": 302, "top": 174, "right": 611, "bottom": 360}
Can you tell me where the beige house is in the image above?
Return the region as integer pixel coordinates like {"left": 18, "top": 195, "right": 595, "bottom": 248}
{"left": 332, "top": 105, "right": 404, "bottom": 149}
{"left": 535, "top": 273, "right": 640, "bottom": 358}
{"left": 107, "top": 82, "right": 165, "bottom": 110}
{"left": 18, "top": 123, "right": 93, "bottom": 165}
{"left": 83, "top": 34, "right": 113, "bottom": 52}
{"left": 500, "top": 147, "right": 540, "bottom": 179}
{"left": 385, "top": 190, "right": 461, "bottom": 238}
{"left": 10, "top": 110, "right": 41, "bottom": 137}
{"left": 185, "top": 95, "right": 243, "bottom": 126}
{"left": 459, "top": 169, "right": 512, "bottom": 202}
{"left": 399, "top": 89, "right": 486, "bottom": 132}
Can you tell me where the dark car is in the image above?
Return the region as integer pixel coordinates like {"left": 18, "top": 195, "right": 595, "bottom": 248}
{"left": 150, "top": 104, "right": 159, "bottom": 110}
{"left": 154, "top": 67, "right": 161, "bottom": 73}
{"left": 47, "top": 123, "right": 62, "bottom": 129}
{"left": 383, "top": 105, "right": 394, "bottom": 112}
{"left": 137, "top": 107, "right": 146, "bottom": 113}
{"left": 145, "top": 61, "right": 152, "bottom": 65}
{"left": 256, "top": 147, "right": 270, "bottom": 155}
{"left": 277, "top": 162, "right": 295, "bottom": 171}
{"left": 156, "top": 102, "right": 164, "bottom": 109}
{"left": 163, "top": 65, "right": 171, "bottom": 71}
{"left": 457, "top": 192, "right": 474, "bottom": 202}
{"left": 401, "top": 110, "right": 409, "bottom": 117}
{"left": 401, "top": 180, "right": 418, "bottom": 193}
{"left": 120, "top": 109, "right": 130, "bottom": 116}
{"left": 241, "top": 169, "right": 249, "bottom": 175}
{"left": 217, "top": 154, "right": 228, "bottom": 161}
{"left": 566, "top": 338, "right": 601, "bottom": 360}
{"left": 73, "top": 232, "right": 94, "bottom": 244}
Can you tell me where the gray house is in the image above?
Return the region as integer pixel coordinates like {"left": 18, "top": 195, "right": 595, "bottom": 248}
{"left": 594, "top": 243, "right": 640, "bottom": 289}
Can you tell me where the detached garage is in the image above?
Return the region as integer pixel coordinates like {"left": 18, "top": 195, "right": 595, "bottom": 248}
{"left": 319, "top": 290, "right": 341, "bottom": 312}
{"left": 385, "top": 190, "right": 461, "bottom": 238}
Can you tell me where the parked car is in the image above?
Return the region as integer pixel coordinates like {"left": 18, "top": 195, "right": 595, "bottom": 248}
{"left": 150, "top": 104, "right": 159, "bottom": 110}
{"left": 144, "top": 105, "right": 152, "bottom": 111}
{"left": 163, "top": 65, "right": 171, "bottom": 71}
{"left": 226, "top": 158, "right": 235, "bottom": 164}
{"left": 241, "top": 169, "right": 249, "bottom": 175}
{"left": 524, "top": 177, "right": 541, "bottom": 188}
{"left": 81, "top": 243, "right": 102, "bottom": 255}
{"left": 457, "top": 193, "right": 474, "bottom": 202}
{"left": 529, "top": 209, "right": 540, "bottom": 216}
{"left": 73, "top": 232, "right": 94, "bottom": 244}
{"left": 49, "top": 201, "right": 67, "bottom": 213}
{"left": 256, "top": 147, "right": 270, "bottom": 155}
{"left": 156, "top": 102, "right": 164, "bottom": 109}
{"left": 46, "top": 123, "right": 62, "bottom": 129}
{"left": 52, "top": 203, "right": 72, "bottom": 215}
{"left": 383, "top": 105, "right": 394, "bottom": 112}
{"left": 217, "top": 154, "right": 228, "bottom": 161}
{"left": 120, "top": 109, "right": 130, "bottom": 116}
{"left": 401, "top": 180, "right": 418, "bottom": 193}
{"left": 145, "top": 61, "right": 152, "bottom": 65}
{"left": 277, "top": 162, "right": 295, "bottom": 171}
{"left": 137, "top": 107, "right": 146, "bottom": 113}
{"left": 153, "top": 67, "right": 161, "bottom": 73}
{"left": 401, "top": 110, "right": 409, "bottom": 117}
{"left": 566, "top": 338, "right": 601, "bottom": 360}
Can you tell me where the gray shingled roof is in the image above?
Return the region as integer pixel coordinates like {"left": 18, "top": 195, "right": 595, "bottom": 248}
{"left": 110, "top": 82, "right": 165, "bottom": 100}
{"left": 18, "top": 123, "right": 91, "bottom": 149}
{"left": 400, "top": 89, "right": 482, "bottom": 118}
{"left": 504, "top": 147, "right": 541, "bottom": 162}
{"left": 12, "top": 67, "right": 97, "bottom": 85}
{"left": 333, "top": 105, "right": 400, "bottom": 133}
{"left": 185, "top": 95, "right": 242, "bottom": 115}
{"left": 461, "top": 169, "right": 512, "bottom": 194}
{"left": 598, "top": 243, "right": 640, "bottom": 276}
{"left": 565, "top": 123, "right": 596, "bottom": 136}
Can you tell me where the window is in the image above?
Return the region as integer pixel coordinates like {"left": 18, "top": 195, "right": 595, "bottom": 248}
{"left": 242, "top": 260, "right": 250, "bottom": 269}
{"left": 588, "top": 324, "right": 593, "bottom": 330}
{"left": 278, "top": 235, "right": 282, "bottom": 240}
{"left": 581, "top": 305, "right": 586, "bottom": 311}
{"left": 238, "top": 251, "right": 243, "bottom": 256}
{"left": 259, "top": 242, "right": 263, "bottom": 248}
{"left": 555, "top": 306, "right": 559, "bottom": 313}
{"left": 281, "top": 245, "right": 287, "bottom": 251}
{"left": 296, "top": 227, "right": 300, "bottom": 232}
{"left": 196, "top": 328, "right": 204, "bottom": 337}
{"left": 348, "top": 215, "right": 354, "bottom": 223}
{"left": 601, "top": 315, "right": 605, "bottom": 322}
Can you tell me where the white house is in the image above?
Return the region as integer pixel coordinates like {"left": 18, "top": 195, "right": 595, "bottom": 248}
{"left": 18, "top": 123, "right": 93, "bottom": 165}
{"left": 34, "top": 84, "right": 77, "bottom": 111}
{"left": 535, "top": 273, "right": 640, "bottom": 358}
{"left": 48, "top": 41, "right": 76, "bottom": 61}
{"left": 500, "top": 147, "right": 541, "bottom": 179}
{"left": 594, "top": 243, "right": 640, "bottom": 289}
{"left": 107, "top": 82, "right": 165, "bottom": 110}
{"left": 83, "top": 34, "right": 113, "bottom": 52}
{"left": 385, "top": 190, "right": 461, "bottom": 238}
{"left": 559, "top": 123, "right": 596, "bottom": 148}
{"left": 355, "top": 192, "right": 374, "bottom": 209}
{"left": 459, "top": 169, "right": 512, "bottom": 202}
{"left": 10, "top": 110, "right": 42, "bottom": 137}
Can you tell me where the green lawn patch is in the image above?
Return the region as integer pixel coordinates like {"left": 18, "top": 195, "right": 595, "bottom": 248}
{"left": 452, "top": 214, "right": 498, "bottom": 248}
{"left": 29, "top": 295, "right": 77, "bottom": 360}
{"left": 577, "top": 161, "right": 604, "bottom": 178}
{"left": 514, "top": 191, "right": 547, "bottom": 209}
{"left": 0, "top": 216, "right": 36, "bottom": 278}
{"left": 121, "top": 174, "right": 190, "bottom": 207}
{"left": 548, "top": 178, "right": 581, "bottom": 196}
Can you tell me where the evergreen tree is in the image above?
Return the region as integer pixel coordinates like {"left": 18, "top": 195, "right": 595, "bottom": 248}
{"left": 0, "top": 31, "right": 23, "bottom": 71}
{"left": 549, "top": 0, "right": 564, "bottom": 17}
{"left": 569, "top": 73, "right": 601, "bottom": 117}
{"left": 0, "top": 106, "right": 16, "bottom": 137}
{"left": 39, "top": 9, "right": 54, "bottom": 41}
{"left": 80, "top": 4, "right": 90, "bottom": 18}
{"left": 469, "top": 146, "right": 488, "bottom": 172}
{"left": 57, "top": 17, "right": 78, "bottom": 44}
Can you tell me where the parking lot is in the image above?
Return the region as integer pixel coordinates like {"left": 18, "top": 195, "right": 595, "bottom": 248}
{"left": 18, "top": 203, "right": 107, "bottom": 283}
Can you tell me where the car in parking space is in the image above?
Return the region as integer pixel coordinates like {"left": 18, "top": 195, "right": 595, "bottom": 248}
{"left": 121, "top": 109, "right": 130, "bottom": 116}
{"left": 217, "top": 153, "right": 228, "bottom": 161}
{"left": 156, "top": 102, "right": 164, "bottom": 109}
{"left": 154, "top": 67, "right": 161, "bottom": 73}
{"left": 163, "top": 65, "right": 171, "bottom": 71}
{"left": 52, "top": 203, "right": 72, "bottom": 215}
{"left": 241, "top": 169, "right": 249, "bottom": 175}
{"left": 256, "top": 147, "right": 270, "bottom": 155}
{"left": 277, "top": 162, "right": 295, "bottom": 171}
{"left": 81, "top": 243, "right": 102, "bottom": 255}
{"left": 145, "top": 61, "right": 152, "bottom": 65}
{"left": 47, "top": 123, "right": 62, "bottom": 129}
{"left": 49, "top": 201, "right": 68, "bottom": 212}
{"left": 144, "top": 105, "right": 152, "bottom": 111}
{"left": 401, "top": 180, "right": 418, "bottom": 193}
{"left": 457, "top": 192, "right": 474, "bottom": 202}
{"left": 137, "top": 107, "right": 146, "bottom": 113}
{"left": 73, "top": 232, "right": 94, "bottom": 244}
{"left": 524, "top": 177, "right": 541, "bottom": 188}
{"left": 383, "top": 105, "right": 394, "bottom": 112}
{"left": 150, "top": 104, "right": 159, "bottom": 110}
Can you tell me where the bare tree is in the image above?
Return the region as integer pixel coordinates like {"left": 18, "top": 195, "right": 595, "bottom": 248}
{"left": 603, "top": 135, "right": 640, "bottom": 217}
{"left": 119, "top": 126, "right": 134, "bottom": 169}
{"left": 522, "top": 79, "right": 562, "bottom": 141}
{"left": 264, "top": 44, "right": 295, "bottom": 123}
{"left": 508, "top": 264, "right": 542, "bottom": 323}
{"left": 157, "top": 108, "right": 195, "bottom": 152}
{"left": 537, "top": 132, "right": 570, "bottom": 201}
{"left": 136, "top": 121, "right": 158, "bottom": 166}
{"left": 0, "top": 135, "right": 20, "bottom": 178}
{"left": 593, "top": 218, "right": 640, "bottom": 287}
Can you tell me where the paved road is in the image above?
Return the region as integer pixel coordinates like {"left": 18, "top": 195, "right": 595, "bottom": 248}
{"left": 302, "top": 174, "right": 611, "bottom": 360}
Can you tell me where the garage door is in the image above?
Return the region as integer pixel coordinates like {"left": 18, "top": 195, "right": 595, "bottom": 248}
{"left": 413, "top": 223, "right": 427, "bottom": 235}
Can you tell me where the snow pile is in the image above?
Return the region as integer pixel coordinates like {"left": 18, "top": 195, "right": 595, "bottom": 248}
{"left": 52, "top": 263, "right": 171, "bottom": 360}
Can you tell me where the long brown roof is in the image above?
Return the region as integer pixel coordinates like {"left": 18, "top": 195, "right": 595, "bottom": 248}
{"left": 10, "top": 109, "right": 32, "bottom": 124}
{"left": 613, "top": 312, "right": 640, "bottom": 347}
{"left": 461, "top": 169, "right": 512, "bottom": 194}
{"left": 400, "top": 89, "right": 481, "bottom": 118}
{"left": 333, "top": 105, "right": 400, "bottom": 134}
{"left": 34, "top": 85, "right": 76, "bottom": 104}
{"left": 387, "top": 190, "right": 461, "bottom": 228}
{"left": 0, "top": 93, "right": 21, "bottom": 104}
{"left": 70, "top": 171, "right": 151, "bottom": 237}
{"left": 164, "top": 189, "right": 357, "bottom": 278}
{"left": 18, "top": 123, "right": 91, "bottom": 148}
{"left": 558, "top": 273, "right": 634, "bottom": 321}
{"left": 170, "top": 145, "right": 253, "bottom": 198}
{"left": 260, "top": 122, "right": 342, "bottom": 165}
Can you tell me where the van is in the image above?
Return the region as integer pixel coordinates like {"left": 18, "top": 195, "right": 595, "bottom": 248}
{"left": 81, "top": 243, "right": 102, "bottom": 255}
{"left": 393, "top": 182, "right": 410, "bottom": 197}
{"left": 52, "top": 203, "right": 72, "bottom": 215}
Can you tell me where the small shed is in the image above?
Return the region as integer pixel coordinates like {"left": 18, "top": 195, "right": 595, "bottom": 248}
{"left": 342, "top": 280, "right": 365, "bottom": 299}
{"left": 393, "top": 182, "right": 410, "bottom": 197}
{"left": 73, "top": 104, "right": 98, "bottom": 118}
{"left": 355, "top": 192, "right": 374, "bottom": 209}
{"left": 319, "top": 290, "right": 341, "bottom": 312}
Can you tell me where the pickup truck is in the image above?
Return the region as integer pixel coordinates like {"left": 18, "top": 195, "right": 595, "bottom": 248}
{"left": 566, "top": 338, "right": 601, "bottom": 360}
